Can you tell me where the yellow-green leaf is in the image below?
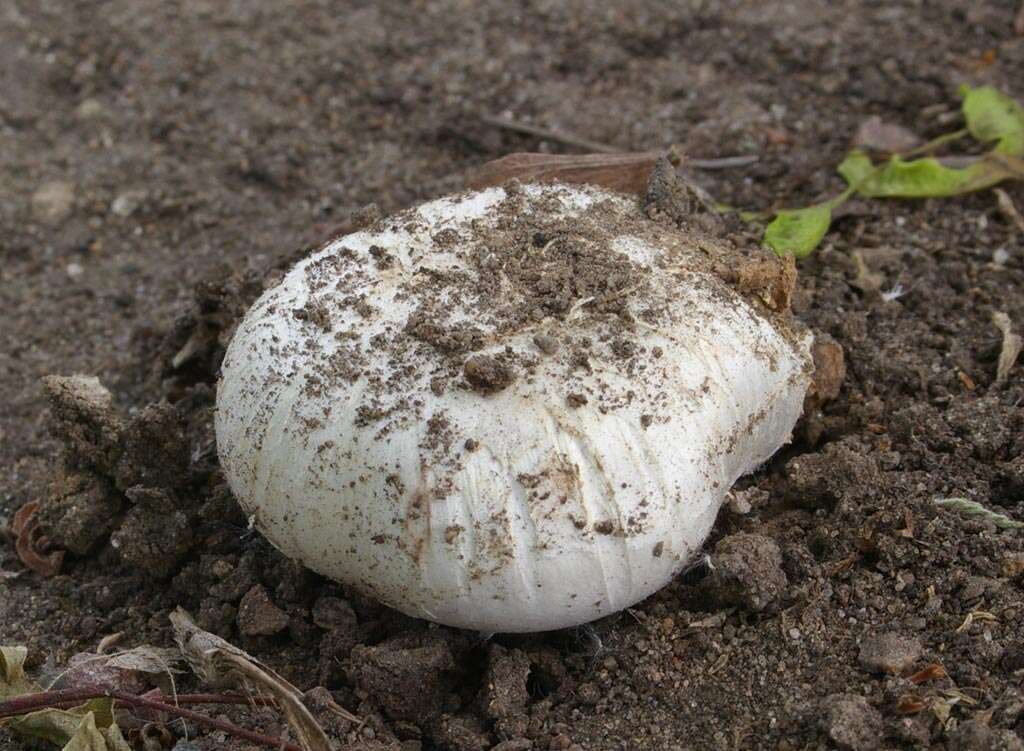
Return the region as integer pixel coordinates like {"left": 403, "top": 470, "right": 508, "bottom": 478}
{"left": 60, "top": 713, "right": 106, "bottom": 751}
{"left": 60, "top": 711, "right": 129, "bottom": 751}
{"left": 837, "top": 151, "right": 875, "bottom": 187}
{"left": 0, "top": 647, "right": 28, "bottom": 685}
{"left": 961, "top": 85, "right": 1024, "bottom": 156}
{"left": 1, "top": 646, "right": 130, "bottom": 750}
{"left": 0, "top": 646, "right": 34, "bottom": 700}
{"left": 8, "top": 702, "right": 127, "bottom": 750}
{"left": 839, "top": 152, "right": 1020, "bottom": 199}
{"left": 10, "top": 707, "right": 86, "bottom": 745}
{"left": 764, "top": 204, "right": 832, "bottom": 258}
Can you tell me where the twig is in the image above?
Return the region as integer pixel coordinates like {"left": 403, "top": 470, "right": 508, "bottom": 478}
{"left": 481, "top": 113, "right": 758, "bottom": 170}
{"left": 0, "top": 686, "right": 302, "bottom": 751}
{"left": 481, "top": 113, "right": 619, "bottom": 153}
{"left": 689, "top": 154, "right": 760, "bottom": 170}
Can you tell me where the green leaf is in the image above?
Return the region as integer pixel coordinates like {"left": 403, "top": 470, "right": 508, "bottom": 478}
{"left": 764, "top": 203, "right": 832, "bottom": 258}
{"left": 837, "top": 151, "right": 875, "bottom": 186}
{"left": 961, "top": 85, "right": 1024, "bottom": 156}
{"left": 839, "top": 151, "right": 1021, "bottom": 199}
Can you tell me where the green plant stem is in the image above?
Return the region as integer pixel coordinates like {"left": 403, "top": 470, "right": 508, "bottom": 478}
{"left": 898, "top": 128, "right": 969, "bottom": 159}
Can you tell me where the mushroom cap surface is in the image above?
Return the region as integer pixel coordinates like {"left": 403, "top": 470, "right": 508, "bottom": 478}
{"left": 216, "top": 183, "right": 812, "bottom": 632}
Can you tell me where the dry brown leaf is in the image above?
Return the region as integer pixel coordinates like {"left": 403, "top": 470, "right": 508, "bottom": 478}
{"left": 896, "top": 694, "right": 926, "bottom": 714}
{"left": 467, "top": 151, "right": 663, "bottom": 194}
{"left": 1016, "top": 0, "right": 1024, "bottom": 35}
{"left": 853, "top": 115, "right": 922, "bottom": 154}
{"left": 908, "top": 663, "right": 947, "bottom": 685}
{"left": 993, "top": 312, "right": 1022, "bottom": 385}
{"left": 11, "top": 501, "right": 64, "bottom": 577}
{"left": 170, "top": 607, "right": 352, "bottom": 751}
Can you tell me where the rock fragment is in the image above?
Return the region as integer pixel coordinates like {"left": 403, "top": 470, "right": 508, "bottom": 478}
{"left": 237, "top": 584, "right": 290, "bottom": 636}
{"left": 857, "top": 632, "right": 922, "bottom": 675}
{"left": 820, "top": 693, "right": 883, "bottom": 751}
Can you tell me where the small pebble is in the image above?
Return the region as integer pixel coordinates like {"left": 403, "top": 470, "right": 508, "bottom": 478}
{"left": 111, "top": 191, "right": 145, "bottom": 218}
{"left": 75, "top": 98, "right": 104, "bottom": 119}
{"left": 32, "top": 181, "right": 75, "bottom": 224}
{"left": 858, "top": 632, "right": 922, "bottom": 675}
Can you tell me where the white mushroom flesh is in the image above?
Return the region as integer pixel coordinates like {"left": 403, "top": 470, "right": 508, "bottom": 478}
{"left": 216, "top": 183, "right": 813, "bottom": 632}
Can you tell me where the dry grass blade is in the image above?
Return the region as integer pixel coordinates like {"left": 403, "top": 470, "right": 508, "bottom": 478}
{"left": 993, "top": 312, "right": 1022, "bottom": 385}
{"left": 467, "top": 151, "right": 664, "bottom": 193}
{"left": 105, "top": 646, "right": 183, "bottom": 675}
{"left": 170, "top": 608, "right": 352, "bottom": 751}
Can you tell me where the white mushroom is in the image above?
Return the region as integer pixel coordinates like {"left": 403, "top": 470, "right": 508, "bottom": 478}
{"left": 216, "top": 183, "right": 813, "bottom": 633}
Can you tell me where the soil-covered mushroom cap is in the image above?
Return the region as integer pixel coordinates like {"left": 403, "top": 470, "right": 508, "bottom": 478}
{"left": 216, "top": 183, "right": 813, "bottom": 632}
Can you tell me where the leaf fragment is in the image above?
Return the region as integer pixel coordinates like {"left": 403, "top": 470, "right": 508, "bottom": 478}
{"left": 60, "top": 712, "right": 132, "bottom": 751}
{"left": 0, "top": 647, "right": 29, "bottom": 693}
{"left": 993, "top": 311, "right": 1022, "bottom": 386}
{"left": 995, "top": 188, "right": 1024, "bottom": 233}
{"left": 908, "top": 663, "right": 947, "bottom": 685}
{"left": 960, "top": 85, "right": 1024, "bottom": 155}
{"left": 934, "top": 497, "right": 1024, "bottom": 529}
{"left": 838, "top": 151, "right": 1014, "bottom": 198}
{"left": 764, "top": 203, "right": 833, "bottom": 257}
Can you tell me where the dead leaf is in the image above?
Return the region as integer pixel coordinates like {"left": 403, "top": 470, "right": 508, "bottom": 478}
{"left": 896, "top": 694, "right": 926, "bottom": 714}
{"left": 1017, "top": 2, "right": 1024, "bottom": 35}
{"left": 908, "top": 663, "right": 947, "bottom": 684}
{"left": 467, "top": 151, "right": 662, "bottom": 194}
{"left": 2, "top": 645, "right": 131, "bottom": 751}
{"left": 11, "top": 502, "right": 64, "bottom": 578}
{"left": 994, "top": 188, "right": 1024, "bottom": 234}
{"left": 930, "top": 697, "right": 953, "bottom": 726}
{"left": 170, "top": 607, "right": 345, "bottom": 751}
{"left": 853, "top": 116, "right": 922, "bottom": 154}
{"left": 95, "top": 634, "right": 123, "bottom": 655}
{"left": 993, "top": 312, "right": 1022, "bottom": 385}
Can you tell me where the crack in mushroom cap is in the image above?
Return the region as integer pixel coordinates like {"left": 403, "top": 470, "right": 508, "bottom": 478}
{"left": 216, "top": 183, "right": 813, "bottom": 633}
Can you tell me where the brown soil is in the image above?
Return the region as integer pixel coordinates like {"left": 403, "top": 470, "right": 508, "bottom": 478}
{"left": 2, "top": 2, "right": 1024, "bottom": 750}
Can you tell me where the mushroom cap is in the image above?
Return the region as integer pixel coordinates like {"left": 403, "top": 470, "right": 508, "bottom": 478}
{"left": 216, "top": 183, "right": 812, "bottom": 632}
